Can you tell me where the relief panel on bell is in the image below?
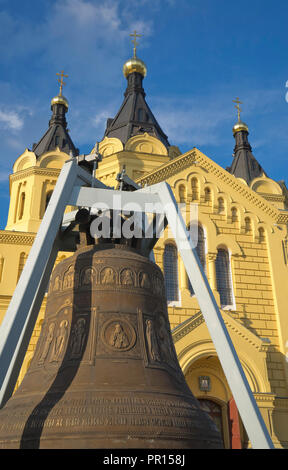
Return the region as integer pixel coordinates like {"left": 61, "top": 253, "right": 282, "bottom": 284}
{"left": 143, "top": 314, "right": 182, "bottom": 373}
{"left": 95, "top": 312, "right": 140, "bottom": 358}
{"left": 37, "top": 313, "right": 71, "bottom": 368}
{"left": 80, "top": 267, "right": 98, "bottom": 288}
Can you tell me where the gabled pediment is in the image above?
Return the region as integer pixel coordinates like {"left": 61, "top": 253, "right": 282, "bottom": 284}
{"left": 136, "top": 148, "right": 282, "bottom": 224}
{"left": 172, "top": 309, "right": 271, "bottom": 393}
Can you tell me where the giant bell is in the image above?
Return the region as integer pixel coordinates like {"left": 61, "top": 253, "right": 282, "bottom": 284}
{"left": 0, "top": 242, "right": 222, "bottom": 448}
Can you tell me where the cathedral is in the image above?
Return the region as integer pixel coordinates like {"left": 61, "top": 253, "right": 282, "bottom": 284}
{"left": 0, "top": 42, "right": 288, "bottom": 449}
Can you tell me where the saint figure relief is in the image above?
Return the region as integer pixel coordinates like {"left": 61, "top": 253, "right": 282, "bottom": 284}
{"left": 109, "top": 323, "right": 130, "bottom": 349}
{"left": 63, "top": 267, "right": 74, "bottom": 289}
{"left": 101, "top": 267, "right": 116, "bottom": 285}
{"left": 145, "top": 319, "right": 160, "bottom": 362}
{"left": 121, "top": 269, "right": 134, "bottom": 286}
{"left": 38, "top": 322, "right": 55, "bottom": 364}
{"left": 140, "top": 272, "right": 151, "bottom": 289}
{"left": 53, "top": 276, "right": 61, "bottom": 291}
{"left": 82, "top": 268, "right": 94, "bottom": 286}
{"left": 49, "top": 320, "right": 69, "bottom": 362}
{"left": 70, "top": 318, "right": 86, "bottom": 358}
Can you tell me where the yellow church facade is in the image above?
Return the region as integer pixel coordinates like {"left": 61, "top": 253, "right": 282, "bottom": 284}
{"left": 0, "top": 52, "right": 288, "bottom": 449}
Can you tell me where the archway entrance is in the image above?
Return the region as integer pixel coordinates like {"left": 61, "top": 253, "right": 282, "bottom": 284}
{"left": 184, "top": 355, "right": 246, "bottom": 448}
{"left": 198, "top": 399, "right": 225, "bottom": 446}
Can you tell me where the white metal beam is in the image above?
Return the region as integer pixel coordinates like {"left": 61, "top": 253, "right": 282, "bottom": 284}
{"left": 0, "top": 159, "right": 97, "bottom": 408}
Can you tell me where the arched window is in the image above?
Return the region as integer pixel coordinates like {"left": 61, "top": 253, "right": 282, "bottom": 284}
{"left": 231, "top": 207, "right": 238, "bottom": 223}
{"left": 204, "top": 187, "right": 211, "bottom": 204}
{"left": 218, "top": 197, "right": 225, "bottom": 214}
{"left": 163, "top": 244, "right": 179, "bottom": 302}
{"left": 188, "top": 225, "right": 206, "bottom": 295}
{"left": 18, "top": 192, "right": 25, "bottom": 220}
{"left": 179, "top": 184, "right": 186, "bottom": 203}
{"left": 215, "top": 248, "right": 234, "bottom": 307}
{"left": 191, "top": 178, "right": 199, "bottom": 201}
{"left": 258, "top": 227, "right": 265, "bottom": 243}
{"left": 245, "top": 217, "right": 252, "bottom": 233}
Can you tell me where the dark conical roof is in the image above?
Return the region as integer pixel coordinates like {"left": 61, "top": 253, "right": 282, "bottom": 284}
{"left": 103, "top": 70, "right": 170, "bottom": 149}
{"left": 227, "top": 125, "right": 266, "bottom": 184}
{"left": 32, "top": 97, "right": 78, "bottom": 158}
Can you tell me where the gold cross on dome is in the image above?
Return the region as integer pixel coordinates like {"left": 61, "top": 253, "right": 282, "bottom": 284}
{"left": 56, "top": 70, "right": 68, "bottom": 96}
{"left": 130, "top": 30, "right": 142, "bottom": 58}
{"left": 233, "top": 97, "right": 243, "bottom": 122}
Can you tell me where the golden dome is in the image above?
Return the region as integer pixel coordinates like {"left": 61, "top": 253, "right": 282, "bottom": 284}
{"left": 233, "top": 120, "right": 249, "bottom": 134}
{"left": 51, "top": 94, "right": 69, "bottom": 109}
{"left": 123, "top": 57, "right": 147, "bottom": 78}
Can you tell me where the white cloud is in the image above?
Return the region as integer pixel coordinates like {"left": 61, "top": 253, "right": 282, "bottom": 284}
{"left": 0, "top": 110, "right": 23, "bottom": 131}
{"left": 91, "top": 110, "right": 112, "bottom": 128}
{"left": 53, "top": 0, "right": 121, "bottom": 30}
{"left": 151, "top": 96, "right": 232, "bottom": 147}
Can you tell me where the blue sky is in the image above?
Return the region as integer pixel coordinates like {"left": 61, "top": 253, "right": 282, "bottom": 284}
{"left": 0, "top": 0, "right": 288, "bottom": 229}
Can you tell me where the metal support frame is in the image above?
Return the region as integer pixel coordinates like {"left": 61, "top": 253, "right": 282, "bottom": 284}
{"left": 0, "top": 159, "right": 274, "bottom": 448}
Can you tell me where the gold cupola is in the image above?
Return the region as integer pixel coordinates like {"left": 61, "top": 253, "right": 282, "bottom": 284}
{"left": 233, "top": 120, "right": 249, "bottom": 134}
{"left": 123, "top": 30, "right": 147, "bottom": 78}
{"left": 51, "top": 70, "right": 69, "bottom": 109}
{"left": 232, "top": 97, "right": 249, "bottom": 134}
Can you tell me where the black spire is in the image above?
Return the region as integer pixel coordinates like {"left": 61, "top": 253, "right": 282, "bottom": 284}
{"left": 227, "top": 122, "right": 266, "bottom": 184}
{"left": 103, "top": 65, "right": 170, "bottom": 149}
{"left": 32, "top": 96, "right": 78, "bottom": 158}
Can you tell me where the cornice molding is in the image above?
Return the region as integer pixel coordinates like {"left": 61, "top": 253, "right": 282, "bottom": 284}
{"left": 172, "top": 308, "right": 269, "bottom": 353}
{"left": 172, "top": 311, "right": 204, "bottom": 343}
{"left": 136, "top": 150, "right": 282, "bottom": 222}
{"left": 10, "top": 167, "right": 61, "bottom": 183}
{"left": 0, "top": 230, "right": 36, "bottom": 245}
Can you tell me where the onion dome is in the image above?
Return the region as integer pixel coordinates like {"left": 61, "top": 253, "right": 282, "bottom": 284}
{"left": 123, "top": 57, "right": 147, "bottom": 78}
{"left": 233, "top": 120, "right": 249, "bottom": 135}
{"left": 50, "top": 94, "right": 69, "bottom": 110}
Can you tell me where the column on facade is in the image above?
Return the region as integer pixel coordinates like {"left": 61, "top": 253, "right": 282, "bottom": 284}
{"left": 179, "top": 257, "right": 189, "bottom": 290}
{"left": 207, "top": 252, "right": 218, "bottom": 291}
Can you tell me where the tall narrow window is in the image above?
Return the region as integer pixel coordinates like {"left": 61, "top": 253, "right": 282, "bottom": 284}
{"left": 17, "top": 252, "right": 28, "bottom": 282}
{"left": 179, "top": 184, "right": 186, "bottom": 203}
{"left": 45, "top": 190, "right": 53, "bottom": 211}
{"left": 258, "top": 227, "right": 265, "bottom": 243}
{"left": 245, "top": 217, "right": 252, "bottom": 233}
{"left": 231, "top": 207, "right": 238, "bottom": 223}
{"left": 164, "top": 244, "right": 179, "bottom": 302}
{"left": 218, "top": 197, "right": 225, "bottom": 214}
{"left": 188, "top": 225, "right": 206, "bottom": 295}
{"left": 215, "top": 248, "right": 234, "bottom": 307}
{"left": 204, "top": 187, "right": 211, "bottom": 204}
{"left": 18, "top": 192, "right": 25, "bottom": 220}
{"left": 191, "top": 178, "right": 199, "bottom": 201}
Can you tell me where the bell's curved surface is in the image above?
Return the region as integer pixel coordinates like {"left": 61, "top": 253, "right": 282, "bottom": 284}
{"left": 0, "top": 244, "right": 222, "bottom": 448}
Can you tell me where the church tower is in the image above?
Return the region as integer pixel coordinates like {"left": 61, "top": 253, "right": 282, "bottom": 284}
{"left": 5, "top": 72, "right": 78, "bottom": 233}
{"left": 93, "top": 32, "right": 180, "bottom": 188}
{"left": 227, "top": 98, "right": 266, "bottom": 184}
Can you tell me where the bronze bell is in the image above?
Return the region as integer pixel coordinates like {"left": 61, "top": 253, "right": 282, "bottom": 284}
{"left": 0, "top": 242, "right": 222, "bottom": 448}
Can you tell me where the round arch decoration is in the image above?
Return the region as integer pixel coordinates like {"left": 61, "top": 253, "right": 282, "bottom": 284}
{"left": 177, "top": 337, "right": 264, "bottom": 394}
